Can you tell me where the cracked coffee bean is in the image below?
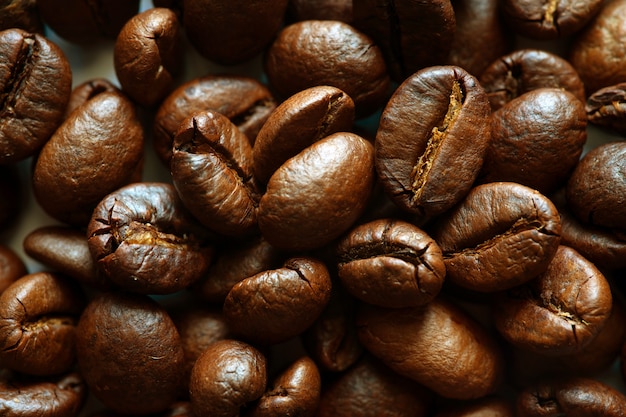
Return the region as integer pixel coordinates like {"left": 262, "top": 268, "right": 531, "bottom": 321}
{"left": 586, "top": 82, "right": 626, "bottom": 135}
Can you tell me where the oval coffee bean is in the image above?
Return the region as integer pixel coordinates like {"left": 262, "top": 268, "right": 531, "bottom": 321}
{"left": 586, "top": 82, "right": 626, "bottom": 136}
{"left": 76, "top": 291, "right": 185, "bottom": 415}
{"left": 224, "top": 257, "right": 332, "bottom": 345}
{"left": 252, "top": 85, "right": 355, "bottom": 184}
{"left": 357, "top": 298, "right": 504, "bottom": 400}
{"left": 0, "top": 272, "right": 84, "bottom": 376}
{"left": 493, "top": 245, "right": 613, "bottom": 356}
{"left": 336, "top": 218, "right": 446, "bottom": 308}
{"left": 171, "top": 110, "right": 261, "bottom": 237}
{"left": 86, "top": 182, "right": 214, "bottom": 294}
{"left": 258, "top": 132, "right": 375, "bottom": 252}
{"left": 375, "top": 65, "right": 491, "bottom": 219}
{"left": 431, "top": 182, "right": 561, "bottom": 292}
{"left": 0, "top": 28, "right": 72, "bottom": 164}
{"left": 189, "top": 339, "right": 267, "bottom": 417}
{"left": 0, "top": 245, "right": 26, "bottom": 295}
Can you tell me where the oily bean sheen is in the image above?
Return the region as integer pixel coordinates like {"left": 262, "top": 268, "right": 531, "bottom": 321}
{"left": 493, "top": 245, "right": 613, "bottom": 356}
{"left": 431, "top": 182, "right": 561, "bottom": 292}
{"left": 0, "top": 28, "right": 72, "bottom": 164}
{"left": 223, "top": 257, "right": 332, "bottom": 345}
{"left": 32, "top": 91, "right": 144, "bottom": 227}
{"left": 183, "top": 0, "right": 288, "bottom": 65}
{"left": 516, "top": 377, "right": 626, "bottom": 417}
{"left": 252, "top": 85, "right": 355, "bottom": 184}
{"left": 265, "top": 20, "right": 390, "bottom": 117}
{"left": 352, "top": 0, "right": 456, "bottom": 82}
{"left": 375, "top": 66, "right": 491, "bottom": 219}
{"left": 87, "top": 182, "right": 213, "bottom": 295}
{"left": 64, "top": 78, "right": 121, "bottom": 118}
{"left": 0, "top": 372, "right": 86, "bottom": 417}
{"left": 258, "top": 132, "right": 375, "bottom": 252}
{"left": 189, "top": 339, "right": 267, "bottom": 417}
{"left": 586, "top": 82, "right": 626, "bottom": 135}
{"left": 154, "top": 74, "right": 276, "bottom": 164}
{"left": 0, "top": 272, "right": 84, "bottom": 376}
{"left": 357, "top": 298, "right": 504, "bottom": 400}
{"left": 480, "top": 49, "right": 586, "bottom": 112}
{"left": 171, "top": 110, "right": 261, "bottom": 237}
{"left": 479, "top": 88, "right": 587, "bottom": 194}
{"left": 114, "top": 7, "right": 183, "bottom": 107}
{"left": 0, "top": 245, "right": 26, "bottom": 295}
{"left": 76, "top": 292, "right": 185, "bottom": 415}
{"left": 336, "top": 218, "right": 446, "bottom": 308}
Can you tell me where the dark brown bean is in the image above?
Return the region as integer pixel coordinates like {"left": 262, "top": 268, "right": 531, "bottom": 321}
{"left": 0, "top": 0, "right": 43, "bottom": 33}
{"left": 586, "top": 82, "right": 626, "bottom": 135}
{"left": 0, "top": 245, "right": 26, "bottom": 295}
{"left": 64, "top": 78, "right": 121, "bottom": 118}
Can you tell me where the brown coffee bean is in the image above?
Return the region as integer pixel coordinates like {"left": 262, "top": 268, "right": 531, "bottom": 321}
{"left": 0, "top": 245, "right": 26, "bottom": 295}
{"left": 249, "top": 356, "right": 321, "bottom": 417}
{"left": 189, "top": 339, "right": 267, "bottom": 417}
{"left": 356, "top": 298, "right": 504, "bottom": 400}
{"left": 0, "top": 0, "right": 43, "bottom": 33}
{"left": 493, "top": 245, "right": 613, "bottom": 356}
{"left": 480, "top": 49, "right": 586, "bottom": 112}
{"left": 223, "top": 257, "right": 332, "bottom": 345}
{"left": 516, "top": 377, "right": 626, "bottom": 416}
{"left": 0, "top": 371, "right": 86, "bottom": 417}
{"left": 478, "top": 88, "right": 587, "bottom": 194}
{"left": 287, "top": 0, "right": 352, "bottom": 22}
{"left": 375, "top": 65, "right": 491, "bottom": 219}
{"left": 336, "top": 218, "right": 446, "bottom": 308}
{"left": 23, "top": 225, "right": 106, "bottom": 290}
{"left": 252, "top": 85, "right": 355, "bottom": 184}
{"left": 0, "top": 272, "right": 84, "bottom": 376}
{"left": 258, "top": 132, "right": 375, "bottom": 252}
{"left": 64, "top": 78, "right": 121, "bottom": 118}
{"left": 76, "top": 291, "right": 185, "bottom": 415}
{"left": 183, "top": 0, "right": 288, "bottom": 65}
{"left": 86, "top": 182, "right": 214, "bottom": 295}
{"left": 431, "top": 182, "right": 561, "bottom": 292}
{"left": 32, "top": 91, "right": 144, "bottom": 227}
{"left": 586, "top": 82, "right": 626, "bottom": 135}
{"left": 352, "top": 0, "right": 456, "bottom": 82}
{"left": 264, "top": 20, "right": 391, "bottom": 117}
{"left": 0, "top": 28, "right": 72, "bottom": 164}
{"left": 114, "top": 7, "right": 183, "bottom": 107}
{"left": 37, "top": 0, "right": 140, "bottom": 44}
{"left": 153, "top": 74, "right": 276, "bottom": 164}
{"left": 171, "top": 110, "right": 261, "bottom": 237}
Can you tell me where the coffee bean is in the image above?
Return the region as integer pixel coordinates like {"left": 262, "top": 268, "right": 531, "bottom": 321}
{"left": 0, "top": 0, "right": 43, "bottom": 33}
{"left": 64, "top": 78, "right": 121, "bottom": 118}
{"left": 586, "top": 82, "right": 626, "bottom": 135}
{"left": 0, "top": 245, "right": 26, "bottom": 295}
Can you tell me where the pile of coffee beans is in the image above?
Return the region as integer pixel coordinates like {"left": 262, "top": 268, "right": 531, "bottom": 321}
{"left": 2, "top": 0, "right": 626, "bottom": 416}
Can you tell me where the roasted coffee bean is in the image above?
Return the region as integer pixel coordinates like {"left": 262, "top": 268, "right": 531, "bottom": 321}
{"left": 189, "top": 339, "right": 267, "bottom": 417}
{"left": 265, "top": 20, "right": 390, "bottom": 117}
{"left": 352, "top": 0, "right": 456, "bottom": 82}
{"left": 258, "top": 132, "right": 375, "bottom": 252}
{"left": 64, "top": 78, "right": 121, "bottom": 118}
{"left": 375, "top": 66, "right": 490, "bottom": 219}
{"left": 114, "top": 7, "right": 183, "bottom": 107}
{"left": 336, "top": 218, "right": 446, "bottom": 308}
{"left": 357, "top": 298, "right": 503, "bottom": 399}
{"left": 0, "top": 245, "right": 26, "bottom": 295}
{"left": 0, "top": 0, "right": 43, "bottom": 33}
{"left": 23, "top": 225, "right": 107, "bottom": 290}
{"left": 316, "top": 355, "right": 433, "bottom": 417}
{"left": 0, "top": 371, "right": 86, "bottom": 417}
{"left": 32, "top": 91, "right": 144, "bottom": 227}
{"left": 183, "top": 0, "right": 288, "bottom": 65}
{"left": 249, "top": 356, "right": 321, "bottom": 417}
{"left": 154, "top": 74, "right": 276, "bottom": 164}
{"left": 516, "top": 377, "right": 626, "bottom": 416}
{"left": 76, "top": 291, "right": 185, "bottom": 415}
{"left": 171, "top": 111, "right": 262, "bottom": 237}
{"left": 569, "top": 0, "right": 626, "bottom": 95}
{"left": 431, "top": 182, "right": 561, "bottom": 292}
{"left": 493, "top": 245, "right": 612, "bottom": 356}
{"left": 478, "top": 88, "right": 587, "bottom": 194}
{"left": 0, "top": 165, "right": 21, "bottom": 231}
{"left": 566, "top": 142, "right": 626, "bottom": 231}
{"left": 36, "top": 0, "right": 140, "bottom": 44}
{"left": 223, "top": 257, "right": 332, "bottom": 345}
{"left": 86, "top": 182, "right": 213, "bottom": 294}
{"left": 287, "top": 0, "right": 352, "bottom": 22}
{"left": 586, "top": 82, "right": 626, "bottom": 135}
{"left": 479, "top": 49, "right": 586, "bottom": 112}
{"left": 252, "top": 85, "right": 355, "bottom": 184}
{"left": 501, "top": 0, "right": 604, "bottom": 40}
{"left": 0, "top": 272, "right": 84, "bottom": 376}
{"left": 0, "top": 28, "right": 72, "bottom": 164}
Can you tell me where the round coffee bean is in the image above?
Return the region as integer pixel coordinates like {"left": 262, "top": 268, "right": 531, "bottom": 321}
{"left": 0, "top": 245, "right": 26, "bottom": 295}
